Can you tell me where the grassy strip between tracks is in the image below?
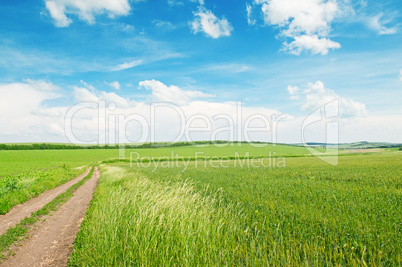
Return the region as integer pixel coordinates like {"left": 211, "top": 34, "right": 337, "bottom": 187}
{"left": 0, "top": 167, "right": 95, "bottom": 260}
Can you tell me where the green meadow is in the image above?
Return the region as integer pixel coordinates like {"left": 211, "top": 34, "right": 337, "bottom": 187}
{"left": 0, "top": 143, "right": 305, "bottom": 214}
{"left": 70, "top": 150, "right": 401, "bottom": 266}
{"left": 0, "top": 144, "right": 401, "bottom": 265}
{"left": 0, "top": 143, "right": 315, "bottom": 176}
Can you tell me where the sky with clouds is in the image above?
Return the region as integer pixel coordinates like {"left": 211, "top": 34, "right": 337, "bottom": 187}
{"left": 0, "top": 0, "right": 401, "bottom": 144}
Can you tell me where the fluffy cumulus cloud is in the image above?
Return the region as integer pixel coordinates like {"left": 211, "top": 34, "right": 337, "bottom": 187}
{"left": 45, "top": 0, "right": 131, "bottom": 27}
{"left": 283, "top": 35, "right": 341, "bottom": 55}
{"left": 0, "top": 79, "right": 288, "bottom": 143}
{"left": 254, "top": 0, "right": 341, "bottom": 55}
{"left": 286, "top": 85, "right": 300, "bottom": 99}
{"left": 192, "top": 6, "right": 233, "bottom": 38}
{"left": 138, "top": 79, "right": 214, "bottom": 105}
{"left": 288, "top": 81, "right": 368, "bottom": 118}
{"left": 67, "top": 81, "right": 286, "bottom": 144}
{"left": 73, "top": 86, "right": 130, "bottom": 107}
{"left": 0, "top": 80, "right": 62, "bottom": 138}
{"left": 1, "top": 79, "right": 401, "bottom": 144}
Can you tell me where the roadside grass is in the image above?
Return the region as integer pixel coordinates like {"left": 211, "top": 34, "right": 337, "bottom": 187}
{"left": 0, "top": 167, "right": 86, "bottom": 215}
{"left": 0, "top": 167, "right": 94, "bottom": 260}
{"left": 69, "top": 166, "right": 258, "bottom": 266}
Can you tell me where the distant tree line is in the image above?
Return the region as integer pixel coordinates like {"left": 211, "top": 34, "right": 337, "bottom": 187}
{"left": 0, "top": 140, "right": 267, "bottom": 151}
{"left": 0, "top": 143, "right": 120, "bottom": 150}
{"left": 0, "top": 143, "right": 164, "bottom": 151}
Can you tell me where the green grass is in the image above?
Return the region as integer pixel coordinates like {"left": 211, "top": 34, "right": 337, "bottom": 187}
{"left": 0, "top": 167, "right": 85, "bottom": 215}
{"left": 0, "top": 148, "right": 121, "bottom": 214}
{"left": 1, "top": 144, "right": 399, "bottom": 265}
{"left": 125, "top": 143, "right": 325, "bottom": 158}
{"left": 69, "top": 167, "right": 245, "bottom": 265}
{"left": 0, "top": 149, "right": 114, "bottom": 177}
{"left": 0, "top": 167, "right": 94, "bottom": 260}
{"left": 70, "top": 152, "right": 402, "bottom": 266}
{"left": 0, "top": 144, "right": 314, "bottom": 177}
{"left": 0, "top": 144, "right": 321, "bottom": 215}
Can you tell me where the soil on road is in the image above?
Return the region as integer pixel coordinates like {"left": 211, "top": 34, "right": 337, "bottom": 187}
{"left": 0, "top": 167, "right": 100, "bottom": 267}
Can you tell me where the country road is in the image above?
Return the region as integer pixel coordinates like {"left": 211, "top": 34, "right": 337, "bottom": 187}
{"left": 0, "top": 167, "right": 100, "bottom": 266}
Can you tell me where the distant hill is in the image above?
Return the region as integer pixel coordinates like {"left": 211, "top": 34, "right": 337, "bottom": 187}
{"left": 292, "top": 141, "right": 402, "bottom": 149}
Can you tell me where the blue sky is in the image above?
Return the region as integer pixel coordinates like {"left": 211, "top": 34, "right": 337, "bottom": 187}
{"left": 0, "top": 0, "right": 401, "bottom": 144}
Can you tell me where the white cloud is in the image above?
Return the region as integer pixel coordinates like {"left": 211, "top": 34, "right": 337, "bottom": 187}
{"left": 287, "top": 85, "right": 300, "bottom": 99}
{"left": 139, "top": 79, "right": 214, "bottom": 105}
{"left": 23, "top": 79, "right": 62, "bottom": 91}
{"left": 192, "top": 6, "right": 233, "bottom": 38}
{"left": 288, "top": 81, "right": 368, "bottom": 118}
{"left": 114, "top": 23, "right": 135, "bottom": 32}
{"left": 259, "top": 0, "right": 338, "bottom": 37}
{"left": 73, "top": 86, "right": 99, "bottom": 103}
{"left": 283, "top": 35, "right": 341, "bottom": 55}
{"left": 44, "top": 0, "right": 131, "bottom": 27}
{"left": 246, "top": 3, "right": 256, "bottom": 25}
{"left": 254, "top": 0, "right": 342, "bottom": 55}
{"left": 80, "top": 80, "right": 96, "bottom": 91}
{"left": 0, "top": 81, "right": 61, "bottom": 114}
{"left": 1, "top": 79, "right": 401, "bottom": 144}
{"left": 189, "top": 0, "right": 205, "bottom": 5}
{"left": 49, "top": 123, "right": 65, "bottom": 135}
{"left": 368, "top": 13, "right": 398, "bottom": 35}
{"left": 0, "top": 45, "right": 142, "bottom": 75}
{"left": 112, "top": 60, "right": 143, "bottom": 71}
{"left": 106, "top": 81, "right": 121, "bottom": 90}
{"left": 67, "top": 81, "right": 286, "bottom": 144}
{"left": 203, "top": 63, "right": 251, "bottom": 73}
{"left": 399, "top": 70, "right": 402, "bottom": 81}
{"left": 45, "top": 1, "right": 72, "bottom": 27}
{"left": 152, "top": 20, "right": 176, "bottom": 30}
{"left": 168, "top": 0, "right": 184, "bottom": 6}
{"left": 0, "top": 80, "right": 61, "bottom": 137}
{"left": 287, "top": 85, "right": 299, "bottom": 95}
{"left": 73, "top": 86, "right": 130, "bottom": 108}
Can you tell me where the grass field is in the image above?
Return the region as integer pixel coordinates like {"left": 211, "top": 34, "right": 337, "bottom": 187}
{"left": 1, "top": 144, "right": 400, "bottom": 265}
{"left": 0, "top": 143, "right": 322, "bottom": 215}
{"left": 0, "top": 144, "right": 318, "bottom": 177}
{"left": 0, "top": 167, "right": 84, "bottom": 214}
{"left": 69, "top": 150, "right": 402, "bottom": 266}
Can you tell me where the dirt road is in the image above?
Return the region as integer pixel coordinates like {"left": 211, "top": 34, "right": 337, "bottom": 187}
{"left": 0, "top": 167, "right": 100, "bottom": 267}
{"left": 0, "top": 167, "right": 91, "bottom": 236}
